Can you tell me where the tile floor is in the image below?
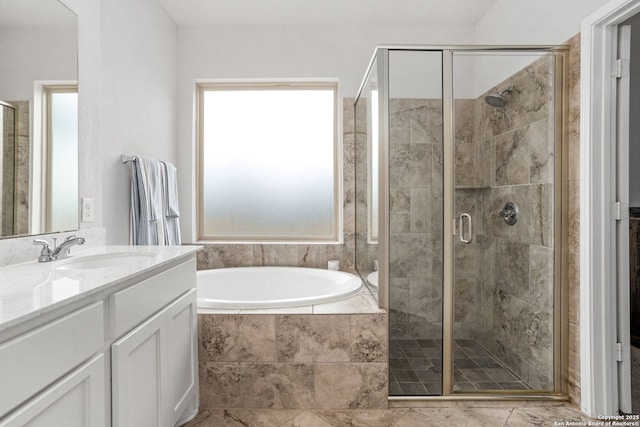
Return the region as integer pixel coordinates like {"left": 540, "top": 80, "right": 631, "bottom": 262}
{"left": 184, "top": 402, "right": 593, "bottom": 426}
{"left": 390, "top": 338, "right": 530, "bottom": 396}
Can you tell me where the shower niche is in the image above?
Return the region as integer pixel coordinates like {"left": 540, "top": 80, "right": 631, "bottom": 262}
{"left": 355, "top": 47, "right": 566, "bottom": 398}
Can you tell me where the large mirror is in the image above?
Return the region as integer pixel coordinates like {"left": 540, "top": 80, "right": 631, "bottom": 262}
{"left": 0, "top": 0, "right": 78, "bottom": 238}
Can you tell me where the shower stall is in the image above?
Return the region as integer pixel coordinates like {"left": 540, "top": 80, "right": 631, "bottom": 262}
{"left": 354, "top": 46, "right": 567, "bottom": 398}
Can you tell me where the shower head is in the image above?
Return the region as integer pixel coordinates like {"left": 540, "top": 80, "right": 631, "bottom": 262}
{"left": 484, "top": 86, "right": 513, "bottom": 108}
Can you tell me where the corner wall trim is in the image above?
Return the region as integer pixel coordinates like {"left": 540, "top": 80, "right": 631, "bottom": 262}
{"left": 580, "top": 0, "right": 640, "bottom": 417}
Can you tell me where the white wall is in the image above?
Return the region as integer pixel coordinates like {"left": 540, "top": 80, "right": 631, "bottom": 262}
{"left": 472, "top": 0, "right": 611, "bottom": 94}
{"left": 176, "top": 24, "right": 474, "bottom": 241}
{"left": 20, "top": 0, "right": 176, "bottom": 248}
{"left": 98, "top": 0, "right": 178, "bottom": 244}
{"left": 475, "top": 0, "right": 611, "bottom": 45}
{"left": 60, "top": 0, "right": 103, "bottom": 241}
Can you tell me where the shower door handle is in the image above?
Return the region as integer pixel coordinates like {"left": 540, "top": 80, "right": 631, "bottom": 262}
{"left": 458, "top": 213, "right": 473, "bottom": 244}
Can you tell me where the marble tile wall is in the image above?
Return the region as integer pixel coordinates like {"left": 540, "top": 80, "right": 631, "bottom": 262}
{"left": 196, "top": 99, "right": 358, "bottom": 274}
{"left": 387, "top": 99, "right": 445, "bottom": 340}
{"left": 465, "top": 54, "right": 556, "bottom": 391}
{"left": 566, "top": 33, "right": 581, "bottom": 405}
{"left": 198, "top": 312, "right": 388, "bottom": 410}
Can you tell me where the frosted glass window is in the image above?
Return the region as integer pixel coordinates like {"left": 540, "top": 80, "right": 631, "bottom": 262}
{"left": 198, "top": 84, "right": 338, "bottom": 241}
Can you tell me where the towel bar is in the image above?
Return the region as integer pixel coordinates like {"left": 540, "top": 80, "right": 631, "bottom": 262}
{"left": 121, "top": 155, "right": 136, "bottom": 163}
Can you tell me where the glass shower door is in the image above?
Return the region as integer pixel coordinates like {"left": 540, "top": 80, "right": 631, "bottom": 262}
{"left": 387, "top": 50, "right": 444, "bottom": 396}
{"left": 451, "top": 51, "right": 559, "bottom": 393}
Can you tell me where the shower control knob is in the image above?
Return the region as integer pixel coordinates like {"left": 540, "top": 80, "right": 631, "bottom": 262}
{"left": 498, "top": 201, "right": 519, "bottom": 226}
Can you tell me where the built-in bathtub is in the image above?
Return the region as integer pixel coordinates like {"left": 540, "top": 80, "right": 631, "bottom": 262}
{"left": 196, "top": 266, "right": 363, "bottom": 309}
{"left": 195, "top": 266, "right": 387, "bottom": 410}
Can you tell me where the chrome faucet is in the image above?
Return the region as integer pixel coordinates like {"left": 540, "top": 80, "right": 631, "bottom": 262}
{"left": 33, "top": 235, "right": 86, "bottom": 262}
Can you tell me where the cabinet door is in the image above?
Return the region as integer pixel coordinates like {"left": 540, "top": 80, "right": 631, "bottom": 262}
{"left": 0, "top": 354, "right": 106, "bottom": 427}
{"left": 112, "top": 289, "right": 198, "bottom": 427}
{"left": 112, "top": 307, "right": 166, "bottom": 427}
{"left": 166, "top": 289, "right": 198, "bottom": 425}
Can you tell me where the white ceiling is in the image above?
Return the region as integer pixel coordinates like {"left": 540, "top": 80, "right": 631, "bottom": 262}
{"left": 159, "top": 0, "right": 499, "bottom": 27}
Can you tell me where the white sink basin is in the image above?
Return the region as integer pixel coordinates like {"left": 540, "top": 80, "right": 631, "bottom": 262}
{"left": 55, "top": 252, "right": 157, "bottom": 271}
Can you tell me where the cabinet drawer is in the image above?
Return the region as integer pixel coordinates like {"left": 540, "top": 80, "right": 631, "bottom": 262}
{"left": 0, "top": 302, "right": 104, "bottom": 417}
{"left": 109, "top": 258, "right": 195, "bottom": 338}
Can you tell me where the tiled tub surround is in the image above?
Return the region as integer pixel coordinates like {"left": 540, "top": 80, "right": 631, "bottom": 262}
{"left": 197, "top": 292, "right": 388, "bottom": 411}
{"left": 386, "top": 53, "right": 558, "bottom": 392}
{"left": 194, "top": 99, "right": 390, "bottom": 410}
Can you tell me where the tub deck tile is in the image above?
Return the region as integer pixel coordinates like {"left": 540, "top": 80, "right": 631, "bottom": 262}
{"left": 312, "top": 291, "right": 384, "bottom": 315}
{"left": 238, "top": 306, "right": 313, "bottom": 314}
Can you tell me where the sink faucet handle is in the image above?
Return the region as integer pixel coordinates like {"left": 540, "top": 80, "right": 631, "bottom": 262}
{"left": 33, "top": 239, "right": 50, "bottom": 250}
{"left": 33, "top": 239, "right": 53, "bottom": 261}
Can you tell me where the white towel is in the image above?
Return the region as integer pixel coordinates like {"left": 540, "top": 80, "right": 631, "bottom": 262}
{"left": 130, "top": 155, "right": 163, "bottom": 245}
{"left": 161, "top": 161, "right": 181, "bottom": 245}
{"left": 130, "top": 157, "right": 145, "bottom": 245}
{"left": 161, "top": 161, "right": 180, "bottom": 218}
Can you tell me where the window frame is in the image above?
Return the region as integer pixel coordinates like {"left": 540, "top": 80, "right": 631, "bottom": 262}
{"left": 195, "top": 81, "right": 342, "bottom": 243}
{"left": 42, "top": 84, "right": 78, "bottom": 233}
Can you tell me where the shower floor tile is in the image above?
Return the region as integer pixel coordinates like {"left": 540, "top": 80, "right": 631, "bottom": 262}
{"left": 389, "top": 338, "right": 532, "bottom": 396}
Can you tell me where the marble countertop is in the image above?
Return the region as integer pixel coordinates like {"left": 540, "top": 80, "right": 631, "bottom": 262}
{"left": 0, "top": 245, "right": 202, "bottom": 332}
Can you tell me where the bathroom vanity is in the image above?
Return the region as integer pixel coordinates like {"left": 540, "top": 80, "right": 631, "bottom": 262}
{"left": 0, "top": 245, "right": 201, "bottom": 427}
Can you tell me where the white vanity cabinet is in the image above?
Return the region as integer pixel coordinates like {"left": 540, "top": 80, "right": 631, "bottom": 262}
{"left": 0, "top": 250, "right": 199, "bottom": 427}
